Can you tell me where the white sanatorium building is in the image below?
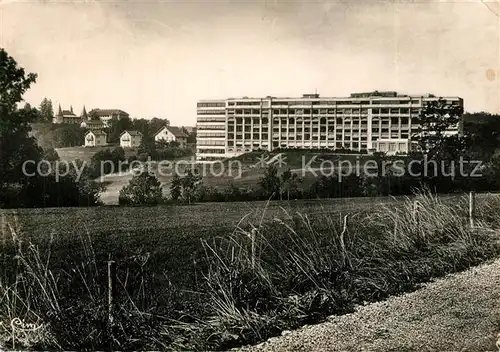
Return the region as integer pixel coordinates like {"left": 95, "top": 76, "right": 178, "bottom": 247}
{"left": 195, "top": 91, "right": 463, "bottom": 161}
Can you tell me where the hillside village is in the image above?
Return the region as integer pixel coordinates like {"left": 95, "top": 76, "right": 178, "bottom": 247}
{"left": 29, "top": 100, "right": 196, "bottom": 152}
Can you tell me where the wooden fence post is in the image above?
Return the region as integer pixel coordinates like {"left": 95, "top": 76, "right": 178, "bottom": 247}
{"left": 107, "top": 260, "right": 116, "bottom": 351}
{"left": 469, "top": 191, "right": 476, "bottom": 228}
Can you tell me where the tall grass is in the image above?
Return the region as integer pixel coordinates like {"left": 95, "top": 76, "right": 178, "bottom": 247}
{"left": 0, "top": 220, "right": 165, "bottom": 350}
{"left": 195, "top": 191, "right": 500, "bottom": 349}
{"left": 1, "top": 190, "right": 500, "bottom": 350}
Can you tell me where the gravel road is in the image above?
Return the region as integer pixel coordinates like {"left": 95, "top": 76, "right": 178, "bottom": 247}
{"left": 239, "top": 258, "right": 500, "bottom": 352}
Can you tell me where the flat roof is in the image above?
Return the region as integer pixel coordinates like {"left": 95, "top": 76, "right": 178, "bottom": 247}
{"left": 202, "top": 93, "right": 462, "bottom": 101}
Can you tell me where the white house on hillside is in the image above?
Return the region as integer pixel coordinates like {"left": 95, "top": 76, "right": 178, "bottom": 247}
{"left": 154, "top": 126, "right": 188, "bottom": 148}
{"left": 120, "top": 130, "right": 142, "bottom": 148}
{"left": 85, "top": 130, "right": 107, "bottom": 147}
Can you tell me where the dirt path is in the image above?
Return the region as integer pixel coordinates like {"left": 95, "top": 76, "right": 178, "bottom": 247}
{"left": 240, "top": 258, "right": 500, "bottom": 352}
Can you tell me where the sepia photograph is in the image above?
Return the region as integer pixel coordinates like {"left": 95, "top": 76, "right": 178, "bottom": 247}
{"left": 1, "top": 0, "right": 500, "bottom": 350}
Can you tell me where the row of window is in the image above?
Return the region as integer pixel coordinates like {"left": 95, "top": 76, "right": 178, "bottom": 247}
{"left": 196, "top": 124, "right": 226, "bottom": 130}
{"left": 226, "top": 121, "right": 413, "bottom": 129}
{"left": 197, "top": 110, "right": 226, "bottom": 115}
{"left": 228, "top": 134, "right": 268, "bottom": 141}
{"left": 197, "top": 132, "right": 226, "bottom": 137}
{"left": 269, "top": 136, "right": 371, "bottom": 142}
{"left": 229, "top": 101, "right": 261, "bottom": 106}
{"left": 270, "top": 100, "right": 373, "bottom": 106}
{"left": 376, "top": 142, "right": 408, "bottom": 152}
{"left": 197, "top": 117, "right": 226, "bottom": 122}
{"left": 197, "top": 102, "right": 225, "bottom": 108}
{"left": 224, "top": 143, "right": 370, "bottom": 154}
{"left": 227, "top": 126, "right": 414, "bottom": 134}
{"left": 228, "top": 126, "right": 268, "bottom": 132}
{"left": 197, "top": 156, "right": 225, "bottom": 161}
{"left": 266, "top": 141, "right": 367, "bottom": 149}
{"left": 196, "top": 148, "right": 226, "bottom": 154}
{"left": 197, "top": 140, "right": 225, "bottom": 146}
{"left": 227, "top": 116, "right": 413, "bottom": 124}
{"left": 226, "top": 134, "right": 397, "bottom": 141}
{"left": 225, "top": 108, "right": 422, "bottom": 115}
{"left": 225, "top": 133, "right": 411, "bottom": 141}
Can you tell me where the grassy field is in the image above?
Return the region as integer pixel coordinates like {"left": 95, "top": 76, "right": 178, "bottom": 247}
{"left": 55, "top": 145, "right": 138, "bottom": 163}
{"left": 2, "top": 193, "right": 500, "bottom": 350}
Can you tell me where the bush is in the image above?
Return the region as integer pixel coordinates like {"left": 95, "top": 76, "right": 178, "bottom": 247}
{"left": 119, "top": 172, "right": 164, "bottom": 205}
{"left": 89, "top": 147, "right": 128, "bottom": 178}
{"left": 1, "top": 162, "right": 104, "bottom": 208}
{"left": 42, "top": 147, "right": 59, "bottom": 162}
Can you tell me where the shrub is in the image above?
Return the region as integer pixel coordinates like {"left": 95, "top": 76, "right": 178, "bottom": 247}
{"left": 119, "top": 172, "right": 164, "bottom": 205}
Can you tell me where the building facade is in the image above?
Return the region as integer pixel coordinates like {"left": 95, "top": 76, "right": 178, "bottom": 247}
{"left": 196, "top": 92, "right": 463, "bottom": 161}
{"left": 81, "top": 119, "right": 106, "bottom": 130}
{"left": 84, "top": 130, "right": 107, "bottom": 147}
{"left": 89, "top": 109, "right": 129, "bottom": 127}
{"left": 120, "top": 130, "right": 142, "bottom": 148}
{"left": 154, "top": 126, "right": 188, "bottom": 148}
{"left": 53, "top": 105, "right": 81, "bottom": 124}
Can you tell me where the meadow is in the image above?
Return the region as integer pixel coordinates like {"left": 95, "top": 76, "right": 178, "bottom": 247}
{"left": 1, "top": 193, "right": 500, "bottom": 350}
{"left": 99, "top": 151, "right": 376, "bottom": 204}
{"left": 55, "top": 145, "right": 138, "bottom": 163}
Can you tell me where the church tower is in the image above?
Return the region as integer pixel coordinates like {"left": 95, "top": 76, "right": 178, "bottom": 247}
{"left": 81, "top": 105, "right": 88, "bottom": 120}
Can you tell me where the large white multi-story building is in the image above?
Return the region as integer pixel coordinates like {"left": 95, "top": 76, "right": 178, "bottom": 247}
{"left": 196, "top": 91, "right": 463, "bottom": 161}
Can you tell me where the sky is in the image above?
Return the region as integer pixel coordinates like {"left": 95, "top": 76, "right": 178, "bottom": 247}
{"left": 1, "top": 0, "right": 499, "bottom": 126}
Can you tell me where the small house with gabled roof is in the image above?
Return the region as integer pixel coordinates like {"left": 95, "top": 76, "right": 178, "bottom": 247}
{"left": 154, "top": 126, "right": 188, "bottom": 148}
{"left": 84, "top": 130, "right": 107, "bottom": 147}
{"left": 120, "top": 130, "right": 142, "bottom": 148}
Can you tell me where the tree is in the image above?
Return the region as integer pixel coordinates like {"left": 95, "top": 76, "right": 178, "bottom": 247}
{"left": 280, "top": 168, "right": 302, "bottom": 200}
{"left": 148, "top": 117, "right": 169, "bottom": 136}
{"left": 170, "top": 174, "right": 182, "bottom": 201}
{"left": 186, "top": 130, "right": 196, "bottom": 144}
{"left": 89, "top": 147, "right": 127, "bottom": 178}
{"left": 482, "top": 151, "right": 500, "bottom": 190}
{"left": 258, "top": 164, "right": 281, "bottom": 198}
{"left": 88, "top": 109, "right": 100, "bottom": 121}
{"left": 413, "top": 98, "right": 464, "bottom": 158}
{"left": 107, "top": 115, "right": 132, "bottom": 143}
{"left": 39, "top": 97, "right": 54, "bottom": 122}
{"left": 0, "top": 49, "right": 104, "bottom": 208}
{"left": 18, "top": 160, "right": 105, "bottom": 208}
{"left": 119, "top": 172, "right": 164, "bottom": 205}
{"left": 138, "top": 132, "right": 157, "bottom": 159}
{"left": 131, "top": 118, "right": 149, "bottom": 135}
{"left": 181, "top": 169, "right": 201, "bottom": 204}
{"left": 52, "top": 124, "right": 85, "bottom": 147}
{"left": 111, "top": 146, "right": 126, "bottom": 164}
{"left": 42, "top": 147, "right": 60, "bottom": 162}
{"left": 463, "top": 112, "right": 500, "bottom": 161}
{"left": 0, "top": 48, "right": 41, "bottom": 203}
{"left": 22, "top": 101, "right": 42, "bottom": 120}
